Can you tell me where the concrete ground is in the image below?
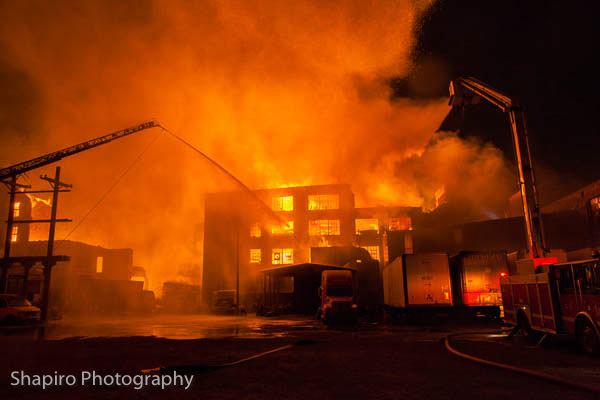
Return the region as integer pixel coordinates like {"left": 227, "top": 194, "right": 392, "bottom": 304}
{"left": 1, "top": 314, "right": 599, "bottom": 399}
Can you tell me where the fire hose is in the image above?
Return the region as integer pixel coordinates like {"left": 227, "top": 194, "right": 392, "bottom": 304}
{"left": 140, "top": 339, "right": 316, "bottom": 375}
{"left": 444, "top": 330, "right": 600, "bottom": 395}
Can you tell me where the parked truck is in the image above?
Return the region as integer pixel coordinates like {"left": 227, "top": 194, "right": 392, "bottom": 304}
{"left": 383, "top": 253, "right": 453, "bottom": 312}
{"left": 450, "top": 251, "right": 509, "bottom": 317}
{"left": 318, "top": 270, "right": 357, "bottom": 324}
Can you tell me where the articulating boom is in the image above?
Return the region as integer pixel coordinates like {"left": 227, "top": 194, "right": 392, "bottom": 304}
{"left": 0, "top": 121, "right": 160, "bottom": 182}
{"left": 448, "top": 77, "right": 545, "bottom": 259}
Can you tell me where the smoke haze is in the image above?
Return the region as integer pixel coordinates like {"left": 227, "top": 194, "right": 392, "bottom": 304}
{"left": 0, "top": 0, "right": 513, "bottom": 291}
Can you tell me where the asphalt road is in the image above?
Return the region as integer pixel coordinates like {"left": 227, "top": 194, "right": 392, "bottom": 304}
{"left": 1, "top": 315, "right": 598, "bottom": 399}
{"left": 0, "top": 314, "right": 321, "bottom": 340}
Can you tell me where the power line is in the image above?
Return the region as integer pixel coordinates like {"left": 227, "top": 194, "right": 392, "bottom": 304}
{"left": 57, "top": 131, "right": 161, "bottom": 246}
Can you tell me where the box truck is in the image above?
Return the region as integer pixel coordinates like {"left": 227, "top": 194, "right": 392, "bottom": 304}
{"left": 383, "top": 253, "right": 453, "bottom": 309}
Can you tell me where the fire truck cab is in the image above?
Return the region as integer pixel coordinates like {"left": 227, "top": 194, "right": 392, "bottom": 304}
{"left": 500, "top": 258, "right": 600, "bottom": 353}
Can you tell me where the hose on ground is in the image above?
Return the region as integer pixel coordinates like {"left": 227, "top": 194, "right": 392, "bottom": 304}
{"left": 140, "top": 339, "right": 316, "bottom": 375}
{"left": 445, "top": 330, "right": 600, "bottom": 395}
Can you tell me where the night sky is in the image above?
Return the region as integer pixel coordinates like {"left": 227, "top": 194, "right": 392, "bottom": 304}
{"left": 395, "top": 0, "right": 600, "bottom": 204}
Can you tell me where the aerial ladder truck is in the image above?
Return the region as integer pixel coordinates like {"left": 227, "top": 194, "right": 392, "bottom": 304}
{"left": 446, "top": 78, "right": 600, "bottom": 352}
{"left": 445, "top": 77, "right": 546, "bottom": 261}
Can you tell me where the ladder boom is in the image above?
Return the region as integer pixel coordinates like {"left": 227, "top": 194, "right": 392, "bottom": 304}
{"left": 447, "top": 77, "right": 545, "bottom": 258}
{"left": 0, "top": 121, "right": 159, "bottom": 181}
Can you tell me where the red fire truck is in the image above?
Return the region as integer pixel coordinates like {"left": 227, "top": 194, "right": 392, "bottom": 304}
{"left": 500, "top": 258, "right": 600, "bottom": 353}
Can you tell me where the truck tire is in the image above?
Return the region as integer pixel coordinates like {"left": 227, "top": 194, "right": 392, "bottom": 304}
{"left": 576, "top": 319, "right": 600, "bottom": 355}
{"left": 517, "top": 311, "right": 539, "bottom": 343}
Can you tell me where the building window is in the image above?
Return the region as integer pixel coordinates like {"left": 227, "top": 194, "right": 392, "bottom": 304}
{"left": 13, "top": 202, "right": 20, "bottom": 218}
{"left": 250, "top": 223, "right": 261, "bottom": 238}
{"left": 309, "top": 219, "right": 340, "bottom": 236}
{"left": 10, "top": 226, "right": 18, "bottom": 242}
{"left": 591, "top": 197, "right": 600, "bottom": 216}
{"left": 272, "top": 221, "right": 294, "bottom": 235}
{"left": 308, "top": 194, "right": 339, "bottom": 210}
{"left": 362, "top": 245, "right": 380, "bottom": 261}
{"left": 272, "top": 196, "right": 293, "bottom": 211}
{"left": 250, "top": 249, "right": 261, "bottom": 264}
{"left": 272, "top": 248, "right": 293, "bottom": 265}
{"left": 96, "top": 256, "right": 103, "bottom": 273}
{"left": 389, "top": 216, "right": 412, "bottom": 231}
{"left": 355, "top": 218, "right": 378, "bottom": 234}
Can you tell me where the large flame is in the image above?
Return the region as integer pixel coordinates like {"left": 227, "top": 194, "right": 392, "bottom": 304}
{"left": 0, "top": 1, "right": 512, "bottom": 292}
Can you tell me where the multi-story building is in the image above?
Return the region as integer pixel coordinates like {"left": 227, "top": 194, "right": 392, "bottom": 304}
{"left": 202, "top": 184, "right": 419, "bottom": 305}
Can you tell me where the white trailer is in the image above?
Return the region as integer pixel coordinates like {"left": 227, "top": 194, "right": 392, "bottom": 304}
{"left": 383, "top": 253, "right": 453, "bottom": 308}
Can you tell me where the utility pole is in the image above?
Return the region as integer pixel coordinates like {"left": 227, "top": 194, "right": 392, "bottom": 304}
{"left": 0, "top": 175, "right": 17, "bottom": 293}
{"left": 1, "top": 169, "right": 70, "bottom": 309}
{"left": 39, "top": 166, "right": 71, "bottom": 322}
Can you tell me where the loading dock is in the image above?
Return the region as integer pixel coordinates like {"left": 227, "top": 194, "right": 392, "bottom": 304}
{"left": 261, "top": 263, "right": 356, "bottom": 314}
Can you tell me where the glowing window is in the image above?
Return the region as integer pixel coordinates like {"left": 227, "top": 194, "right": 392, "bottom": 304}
{"left": 389, "top": 216, "right": 412, "bottom": 231}
{"left": 308, "top": 194, "right": 339, "bottom": 210}
{"left": 355, "top": 218, "right": 379, "bottom": 234}
{"left": 362, "top": 245, "right": 380, "bottom": 261}
{"left": 272, "top": 248, "right": 293, "bottom": 265}
{"left": 309, "top": 219, "right": 340, "bottom": 236}
{"left": 250, "top": 249, "right": 261, "bottom": 264}
{"left": 13, "top": 202, "right": 20, "bottom": 218}
{"left": 272, "top": 221, "right": 294, "bottom": 235}
{"left": 96, "top": 257, "right": 103, "bottom": 273}
{"left": 250, "top": 223, "right": 261, "bottom": 238}
{"left": 272, "top": 196, "right": 293, "bottom": 211}
{"left": 10, "top": 226, "right": 18, "bottom": 242}
{"left": 591, "top": 197, "right": 600, "bottom": 217}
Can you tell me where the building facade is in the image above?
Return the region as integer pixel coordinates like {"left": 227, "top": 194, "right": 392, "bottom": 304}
{"left": 202, "top": 184, "right": 419, "bottom": 305}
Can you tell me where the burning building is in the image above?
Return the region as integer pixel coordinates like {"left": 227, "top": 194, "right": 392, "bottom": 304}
{"left": 202, "top": 183, "right": 419, "bottom": 307}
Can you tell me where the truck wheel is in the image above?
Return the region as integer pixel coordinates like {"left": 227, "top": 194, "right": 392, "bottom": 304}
{"left": 576, "top": 319, "right": 600, "bottom": 355}
{"left": 517, "top": 311, "right": 539, "bottom": 343}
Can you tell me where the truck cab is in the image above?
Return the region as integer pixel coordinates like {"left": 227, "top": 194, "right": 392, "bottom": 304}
{"left": 319, "top": 270, "right": 357, "bottom": 324}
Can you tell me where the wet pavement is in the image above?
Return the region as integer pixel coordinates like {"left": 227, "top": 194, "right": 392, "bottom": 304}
{"left": 0, "top": 314, "right": 322, "bottom": 340}
{"left": 1, "top": 315, "right": 599, "bottom": 399}
{"left": 449, "top": 331, "right": 600, "bottom": 392}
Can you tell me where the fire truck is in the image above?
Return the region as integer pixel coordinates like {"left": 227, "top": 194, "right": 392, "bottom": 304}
{"left": 445, "top": 78, "right": 600, "bottom": 353}
{"left": 500, "top": 258, "right": 600, "bottom": 353}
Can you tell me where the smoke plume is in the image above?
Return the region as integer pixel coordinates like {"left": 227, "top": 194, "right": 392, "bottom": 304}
{"left": 0, "top": 0, "right": 513, "bottom": 291}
